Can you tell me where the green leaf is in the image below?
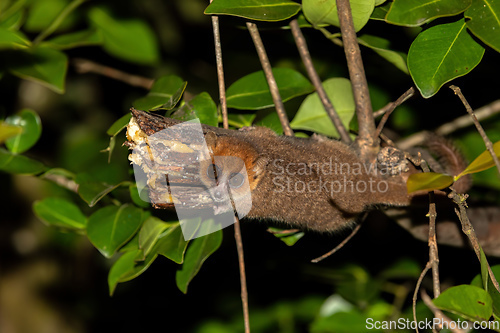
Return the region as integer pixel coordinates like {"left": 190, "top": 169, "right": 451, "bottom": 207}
{"left": 291, "top": 77, "right": 355, "bottom": 137}
{"left": 173, "top": 92, "right": 218, "bottom": 126}
{"left": 406, "top": 172, "right": 454, "bottom": 193}
{"left": 370, "top": 2, "right": 391, "bottom": 21}
{"left": 24, "top": 0, "right": 77, "bottom": 33}
{"left": 137, "top": 216, "right": 171, "bottom": 260}
{"left": 88, "top": 7, "right": 159, "bottom": 65}
{"left": 0, "top": 147, "right": 46, "bottom": 174}
{"left": 408, "top": 19, "right": 484, "bottom": 98}
{"left": 40, "top": 167, "right": 75, "bottom": 183}
{"left": 129, "top": 184, "right": 150, "bottom": 208}
{"left": 5, "top": 109, "right": 42, "bottom": 154}
{"left": 386, "top": 0, "right": 472, "bottom": 27}
{"left": 358, "top": 34, "right": 408, "bottom": 74}
{"left": 466, "top": 0, "right": 500, "bottom": 53}
{"left": 268, "top": 227, "right": 305, "bottom": 246}
{"left": 0, "top": 2, "right": 25, "bottom": 30}
{"left": 0, "top": 121, "right": 22, "bottom": 144}
{"left": 379, "top": 258, "right": 421, "bottom": 280}
{"left": 108, "top": 250, "right": 141, "bottom": 295}
{"left": 156, "top": 223, "right": 189, "bottom": 264}
{"left": 176, "top": 228, "right": 222, "bottom": 293}
{"left": 42, "top": 29, "right": 103, "bottom": 50}
{"left": 87, "top": 204, "right": 144, "bottom": 258}
{"left": 457, "top": 140, "right": 500, "bottom": 178}
{"left": 226, "top": 68, "right": 314, "bottom": 110}
{"left": 133, "top": 75, "right": 187, "bottom": 111}
{"left": 478, "top": 247, "right": 500, "bottom": 319}
{"left": 0, "top": 28, "right": 30, "bottom": 49}
{"left": 75, "top": 173, "right": 129, "bottom": 207}
{"left": 108, "top": 248, "right": 159, "bottom": 295}
{"left": 204, "top": 0, "right": 301, "bottom": 22}
{"left": 107, "top": 113, "right": 131, "bottom": 136}
{"left": 303, "top": 0, "right": 375, "bottom": 31}
{"left": 33, "top": 197, "right": 86, "bottom": 230}
{"left": 226, "top": 113, "right": 256, "bottom": 128}
{"left": 9, "top": 47, "right": 68, "bottom": 93}
{"left": 311, "top": 311, "right": 368, "bottom": 333}
{"left": 254, "top": 111, "right": 284, "bottom": 135}
{"left": 433, "top": 285, "right": 492, "bottom": 322}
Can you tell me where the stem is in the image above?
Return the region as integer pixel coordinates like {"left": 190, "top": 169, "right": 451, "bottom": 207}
{"left": 73, "top": 58, "right": 154, "bottom": 89}
{"left": 211, "top": 15, "right": 229, "bottom": 129}
{"left": 246, "top": 22, "right": 293, "bottom": 136}
{"left": 374, "top": 87, "right": 415, "bottom": 137}
{"left": 311, "top": 221, "right": 362, "bottom": 263}
{"left": 234, "top": 216, "right": 250, "bottom": 333}
{"left": 290, "top": 19, "right": 351, "bottom": 144}
{"left": 210, "top": 5, "right": 249, "bottom": 331}
{"left": 335, "top": 0, "right": 377, "bottom": 152}
{"left": 33, "top": 0, "right": 86, "bottom": 45}
{"left": 450, "top": 85, "right": 500, "bottom": 175}
{"left": 397, "top": 99, "right": 500, "bottom": 150}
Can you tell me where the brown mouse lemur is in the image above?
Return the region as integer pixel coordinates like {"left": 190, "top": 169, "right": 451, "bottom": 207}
{"left": 127, "top": 109, "right": 468, "bottom": 234}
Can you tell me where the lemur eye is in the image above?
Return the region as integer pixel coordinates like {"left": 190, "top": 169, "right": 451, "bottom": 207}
{"left": 228, "top": 173, "right": 245, "bottom": 189}
{"left": 207, "top": 164, "right": 221, "bottom": 180}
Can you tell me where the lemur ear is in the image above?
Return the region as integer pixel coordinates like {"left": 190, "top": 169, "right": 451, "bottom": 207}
{"left": 204, "top": 131, "right": 218, "bottom": 154}
{"left": 252, "top": 154, "right": 269, "bottom": 176}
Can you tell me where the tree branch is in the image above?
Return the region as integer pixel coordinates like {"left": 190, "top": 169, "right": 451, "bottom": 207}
{"left": 336, "top": 0, "right": 377, "bottom": 155}
{"left": 374, "top": 87, "right": 415, "bottom": 137}
{"left": 210, "top": 7, "right": 250, "bottom": 332}
{"left": 289, "top": 19, "right": 351, "bottom": 144}
{"left": 450, "top": 85, "right": 500, "bottom": 175}
{"left": 73, "top": 58, "right": 154, "bottom": 90}
{"left": 311, "top": 220, "right": 363, "bottom": 263}
{"left": 246, "top": 22, "right": 293, "bottom": 136}
{"left": 450, "top": 191, "right": 500, "bottom": 293}
{"left": 398, "top": 99, "right": 500, "bottom": 150}
{"left": 211, "top": 15, "right": 229, "bottom": 129}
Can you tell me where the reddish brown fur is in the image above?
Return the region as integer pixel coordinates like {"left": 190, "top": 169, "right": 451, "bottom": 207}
{"left": 202, "top": 128, "right": 411, "bottom": 233}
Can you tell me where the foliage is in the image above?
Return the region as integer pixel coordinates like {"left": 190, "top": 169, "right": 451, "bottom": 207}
{"left": 1, "top": 0, "right": 500, "bottom": 331}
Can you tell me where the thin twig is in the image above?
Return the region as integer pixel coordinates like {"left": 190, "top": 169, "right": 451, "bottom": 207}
{"left": 246, "top": 22, "right": 293, "bottom": 136}
{"left": 72, "top": 58, "right": 154, "bottom": 90}
{"left": 336, "top": 0, "right": 377, "bottom": 152}
{"left": 450, "top": 85, "right": 500, "bottom": 175}
{"left": 421, "top": 290, "right": 467, "bottom": 333}
{"left": 311, "top": 222, "right": 363, "bottom": 263}
{"left": 450, "top": 191, "right": 500, "bottom": 293}
{"left": 413, "top": 262, "right": 431, "bottom": 333}
{"left": 427, "top": 191, "right": 441, "bottom": 298}
{"left": 233, "top": 215, "right": 251, "bottom": 333}
{"left": 211, "top": 15, "right": 229, "bottom": 129}
{"left": 210, "top": 6, "right": 250, "bottom": 332}
{"left": 374, "top": 87, "right": 415, "bottom": 133}
{"left": 397, "top": 99, "right": 500, "bottom": 150}
{"left": 289, "top": 19, "right": 351, "bottom": 144}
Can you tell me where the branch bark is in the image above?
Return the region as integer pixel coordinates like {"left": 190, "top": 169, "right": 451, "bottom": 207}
{"left": 72, "top": 58, "right": 154, "bottom": 90}
{"left": 246, "top": 22, "right": 294, "bottom": 136}
{"left": 211, "top": 8, "right": 250, "bottom": 332}
{"left": 450, "top": 85, "right": 500, "bottom": 175}
{"left": 336, "top": 0, "right": 377, "bottom": 156}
